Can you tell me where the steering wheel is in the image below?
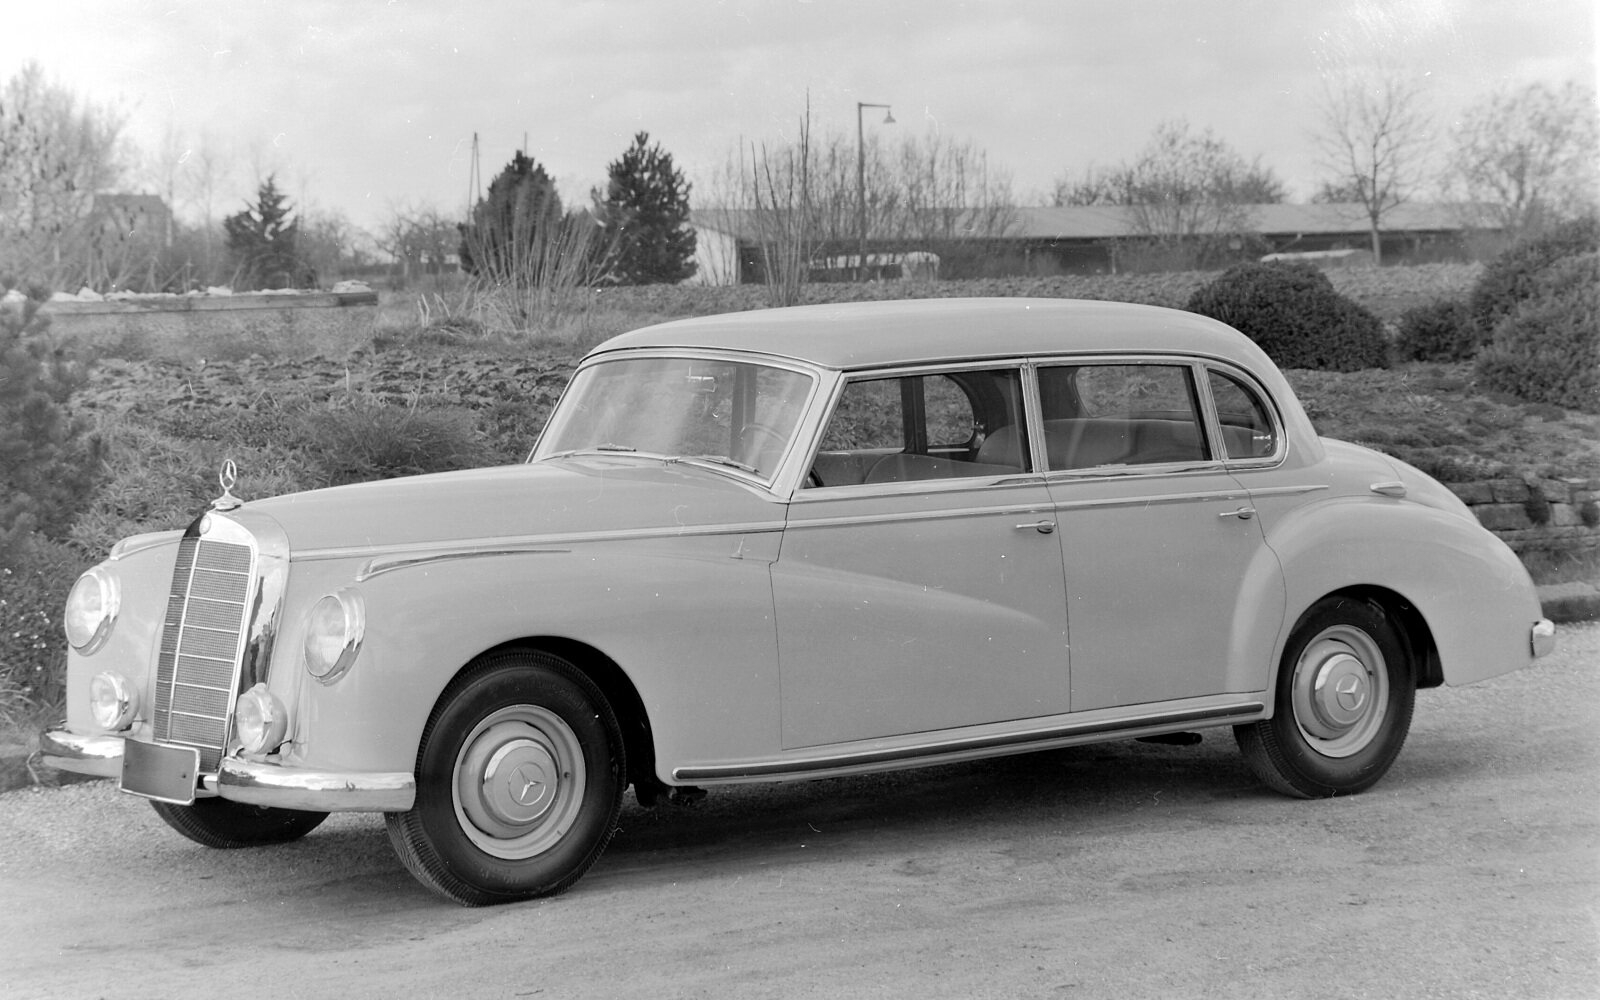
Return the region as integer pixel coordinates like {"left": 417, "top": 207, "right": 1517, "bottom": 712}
{"left": 735, "top": 422, "right": 788, "bottom": 471}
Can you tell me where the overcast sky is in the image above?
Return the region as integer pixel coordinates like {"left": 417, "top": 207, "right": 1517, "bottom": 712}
{"left": 4, "top": 0, "right": 1594, "bottom": 231}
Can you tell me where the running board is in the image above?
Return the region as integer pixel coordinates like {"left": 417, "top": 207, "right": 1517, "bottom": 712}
{"left": 674, "top": 701, "right": 1266, "bottom": 783}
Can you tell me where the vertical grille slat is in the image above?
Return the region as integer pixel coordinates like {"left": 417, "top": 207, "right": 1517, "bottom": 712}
{"left": 152, "top": 535, "right": 254, "bottom": 773}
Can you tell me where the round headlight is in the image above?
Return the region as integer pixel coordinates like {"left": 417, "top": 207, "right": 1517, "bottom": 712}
{"left": 304, "top": 589, "right": 365, "bottom": 684}
{"left": 64, "top": 567, "right": 120, "bottom": 654}
{"left": 235, "top": 683, "right": 288, "bottom": 753}
{"left": 89, "top": 671, "right": 138, "bottom": 731}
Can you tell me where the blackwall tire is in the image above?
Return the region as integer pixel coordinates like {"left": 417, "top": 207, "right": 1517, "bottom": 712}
{"left": 385, "top": 650, "right": 625, "bottom": 906}
{"left": 150, "top": 798, "right": 328, "bottom": 848}
{"left": 1235, "top": 596, "right": 1415, "bottom": 798}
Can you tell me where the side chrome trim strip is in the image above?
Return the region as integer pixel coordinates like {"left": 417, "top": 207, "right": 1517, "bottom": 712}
{"left": 295, "top": 520, "right": 789, "bottom": 567}
{"left": 1241, "top": 484, "right": 1331, "bottom": 498}
{"left": 786, "top": 500, "right": 1058, "bottom": 532}
{"left": 674, "top": 702, "right": 1266, "bottom": 782}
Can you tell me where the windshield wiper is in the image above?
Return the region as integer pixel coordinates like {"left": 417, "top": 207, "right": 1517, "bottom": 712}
{"left": 678, "top": 455, "right": 761, "bottom": 475}
{"left": 594, "top": 443, "right": 637, "bottom": 452}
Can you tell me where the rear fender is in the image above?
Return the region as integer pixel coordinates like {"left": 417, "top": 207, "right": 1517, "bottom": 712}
{"left": 1261, "top": 496, "right": 1541, "bottom": 694}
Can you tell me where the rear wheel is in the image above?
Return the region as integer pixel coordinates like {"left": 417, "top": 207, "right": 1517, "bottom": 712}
{"left": 385, "top": 650, "right": 625, "bottom": 906}
{"left": 151, "top": 798, "right": 327, "bottom": 848}
{"left": 1235, "top": 596, "right": 1415, "bottom": 798}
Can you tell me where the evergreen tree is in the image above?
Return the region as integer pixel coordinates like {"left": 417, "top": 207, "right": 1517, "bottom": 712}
{"left": 596, "top": 132, "right": 696, "bottom": 285}
{"left": 458, "top": 151, "right": 565, "bottom": 282}
{"left": 0, "top": 291, "right": 101, "bottom": 561}
{"left": 222, "top": 176, "right": 309, "bottom": 289}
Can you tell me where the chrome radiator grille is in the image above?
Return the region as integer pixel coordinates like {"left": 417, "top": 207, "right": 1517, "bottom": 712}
{"left": 152, "top": 533, "right": 254, "bottom": 773}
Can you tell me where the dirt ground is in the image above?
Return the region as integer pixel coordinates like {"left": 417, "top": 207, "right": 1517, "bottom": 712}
{"left": 2, "top": 624, "right": 1595, "bottom": 1000}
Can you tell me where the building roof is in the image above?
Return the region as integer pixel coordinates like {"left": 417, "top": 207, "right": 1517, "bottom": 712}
{"left": 587, "top": 297, "right": 1272, "bottom": 373}
{"left": 690, "top": 202, "right": 1480, "bottom": 244}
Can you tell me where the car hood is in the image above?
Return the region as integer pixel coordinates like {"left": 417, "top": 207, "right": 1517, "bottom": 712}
{"left": 240, "top": 456, "right": 784, "bottom": 554}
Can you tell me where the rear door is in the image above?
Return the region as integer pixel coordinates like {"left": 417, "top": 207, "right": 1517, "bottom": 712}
{"left": 1036, "top": 360, "right": 1284, "bottom": 711}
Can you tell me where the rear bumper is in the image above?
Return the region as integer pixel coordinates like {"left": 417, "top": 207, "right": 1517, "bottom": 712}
{"left": 39, "top": 727, "right": 415, "bottom": 812}
{"left": 1532, "top": 618, "right": 1557, "bottom": 659}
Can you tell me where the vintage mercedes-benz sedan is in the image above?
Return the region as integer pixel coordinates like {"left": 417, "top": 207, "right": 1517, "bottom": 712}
{"left": 43, "top": 298, "right": 1555, "bottom": 904}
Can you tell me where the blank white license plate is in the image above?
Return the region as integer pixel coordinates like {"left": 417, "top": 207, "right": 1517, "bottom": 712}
{"left": 120, "top": 740, "right": 201, "bottom": 805}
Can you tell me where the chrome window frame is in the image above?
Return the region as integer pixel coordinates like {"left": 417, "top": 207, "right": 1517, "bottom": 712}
{"left": 792, "top": 358, "right": 1041, "bottom": 500}
{"left": 530, "top": 348, "right": 825, "bottom": 495}
{"left": 1195, "top": 361, "right": 1288, "bottom": 470}
{"left": 1029, "top": 354, "right": 1224, "bottom": 481}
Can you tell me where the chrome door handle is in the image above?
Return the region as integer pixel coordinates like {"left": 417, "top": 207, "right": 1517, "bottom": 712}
{"left": 1016, "top": 520, "right": 1056, "bottom": 534}
{"left": 1219, "top": 507, "right": 1256, "bottom": 520}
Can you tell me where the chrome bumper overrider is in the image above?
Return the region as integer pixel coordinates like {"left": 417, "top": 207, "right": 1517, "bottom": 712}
{"left": 38, "top": 727, "right": 415, "bottom": 812}
{"left": 1532, "top": 618, "right": 1556, "bottom": 659}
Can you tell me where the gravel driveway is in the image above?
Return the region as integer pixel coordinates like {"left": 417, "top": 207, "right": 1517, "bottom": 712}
{"left": 3, "top": 624, "right": 1595, "bottom": 1000}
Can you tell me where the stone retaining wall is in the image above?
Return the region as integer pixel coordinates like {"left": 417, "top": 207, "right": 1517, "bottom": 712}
{"left": 1448, "top": 477, "right": 1600, "bottom": 554}
{"left": 41, "top": 290, "right": 379, "bottom": 361}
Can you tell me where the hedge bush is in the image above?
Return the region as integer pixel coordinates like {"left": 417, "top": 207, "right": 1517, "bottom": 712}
{"left": 1395, "top": 297, "right": 1476, "bottom": 361}
{"left": 1468, "top": 214, "right": 1600, "bottom": 339}
{"left": 1476, "top": 251, "right": 1600, "bottom": 413}
{"left": 1183, "top": 262, "right": 1390, "bottom": 371}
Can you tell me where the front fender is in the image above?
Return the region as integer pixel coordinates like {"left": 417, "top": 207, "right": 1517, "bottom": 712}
{"left": 270, "top": 535, "right": 782, "bottom": 781}
{"left": 1260, "top": 495, "right": 1543, "bottom": 688}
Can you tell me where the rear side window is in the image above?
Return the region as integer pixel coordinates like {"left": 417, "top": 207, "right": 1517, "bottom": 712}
{"left": 1208, "top": 370, "right": 1278, "bottom": 460}
{"left": 1035, "top": 364, "right": 1209, "bottom": 471}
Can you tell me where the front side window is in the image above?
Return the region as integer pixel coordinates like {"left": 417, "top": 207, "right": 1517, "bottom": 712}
{"left": 1036, "top": 363, "right": 1209, "bottom": 471}
{"left": 808, "top": 369, "right": 1027, "bottom": 487}
{"left": 535, "top": 357, "right": 813, "bottom": 480}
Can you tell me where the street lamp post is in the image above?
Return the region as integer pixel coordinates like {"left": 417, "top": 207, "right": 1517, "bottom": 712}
{"left": 856, "top": 101, "right": 894, "bottom": 282}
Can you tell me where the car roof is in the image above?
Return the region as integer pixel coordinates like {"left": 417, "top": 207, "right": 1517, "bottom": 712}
{"left": 587, "top": 298, "right": 1273, "bottom": 372}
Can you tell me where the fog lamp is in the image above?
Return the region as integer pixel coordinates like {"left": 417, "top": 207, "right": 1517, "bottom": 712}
{"left": 64, "top": 566, "right": 120, "bottom": 655}
{"left": 304, "top": 589, "right": 365, "bottom": 684}
{"left": 235, "top": 683, "right": 288, "bottom": 754}
{"left": 89, "top": 671, "right": 138, "bottom": 731}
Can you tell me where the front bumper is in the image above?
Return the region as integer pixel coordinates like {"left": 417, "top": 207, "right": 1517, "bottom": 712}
{"left": 39, "top": 727, "right": 415, "bottom": 812}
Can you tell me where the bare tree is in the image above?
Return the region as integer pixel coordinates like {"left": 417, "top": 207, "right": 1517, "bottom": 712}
{"left": 376, "top": 201, "right": 463, "bottom": 288}
{"left": 1446, "top": 80, "right": 1599, "bottom": 239}
{"left": 890, "top": 132, "right": 1018, "bottom": 245}
{"left": 1119, "top": 120, "right": 1277, "bottom": 245}
{"left": 298, "top": 207, "right": 362, "bottom": 285}
{"left": 743, "top": 97, "right": 818, "bottom": 305}
{"left": 711, "top": 103, "right": 1020, "bottom": 286}
{"left": 0, "top": 61, "right": 127, "bottom": 289}
{"left": 1052, "top": 164, "right": 1130, "bottom": 207}
{"left": 1050, "top": 120, "right": 1282, "bottom": 270}
{"left": 1312, "top": 71, "right": 1432, "bottom": 263}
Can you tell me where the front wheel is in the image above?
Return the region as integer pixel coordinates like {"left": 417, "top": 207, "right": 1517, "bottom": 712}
{"left": 1235, "top": 596, "right": 1415, "bottom": 798}
{"left": 151, "top": 798, "right": 327, "bottom": 848}
{"left": 385, "top": 650, "right": 626, "bottom": 906}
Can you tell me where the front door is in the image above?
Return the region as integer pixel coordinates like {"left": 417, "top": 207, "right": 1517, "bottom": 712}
{"left": 773, "top": 367, "right": 1072, "bottom": 748}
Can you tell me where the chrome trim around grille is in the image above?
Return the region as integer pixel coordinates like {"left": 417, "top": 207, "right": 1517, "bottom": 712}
{"left": 148, "top": 508, "right": 291, "bottom": 776}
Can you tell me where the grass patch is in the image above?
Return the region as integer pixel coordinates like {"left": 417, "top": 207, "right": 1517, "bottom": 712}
{"left": 1288, "top": 362, "right": 1600, "bottom": 482}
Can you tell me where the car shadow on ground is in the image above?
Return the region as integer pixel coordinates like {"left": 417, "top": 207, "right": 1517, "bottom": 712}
{"left": 139, "top": 725, "right": 1499, "bottom": 909}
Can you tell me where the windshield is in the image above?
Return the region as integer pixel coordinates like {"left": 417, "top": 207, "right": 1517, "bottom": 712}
{"left": 534, "top": 356, "right": 815, "bottom": 482}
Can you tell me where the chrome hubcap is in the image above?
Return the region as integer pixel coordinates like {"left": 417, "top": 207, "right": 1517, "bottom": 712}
{"left": 1289, "top": 626, "right": 1388, "bottom": 758}
{"left": 454, "top": 706, "right": 585, "bottom": 859}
